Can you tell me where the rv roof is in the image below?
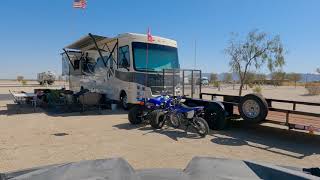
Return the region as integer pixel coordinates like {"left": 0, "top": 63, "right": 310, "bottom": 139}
{"left": 65, "top": 33, "right": 177, "bottom": 50}
{"left": 65, "top": 34, "right": 109, "bottom": 50}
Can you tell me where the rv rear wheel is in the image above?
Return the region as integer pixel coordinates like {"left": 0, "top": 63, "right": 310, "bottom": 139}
{"left": 120, "top": 92, "right": 129, "bottom": 110}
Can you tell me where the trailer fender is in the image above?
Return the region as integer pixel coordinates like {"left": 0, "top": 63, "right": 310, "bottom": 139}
{"left": 204, "top": 101, "right": 228, "bottom": 130}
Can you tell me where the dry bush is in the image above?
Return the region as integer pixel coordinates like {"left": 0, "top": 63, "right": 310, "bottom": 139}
{"left": 213, "top": 81, "right": 220, "bottom": 88}
{"left": 305, "top": 83, "right": 320, "bottom": 95}
{"left": 252, "top": 86, "right": 262, "bottom": 94}
{"left": 21, "top": 80, "right": 27, "bottom": 86}
{"left": 248, "top": 83, "right": 254, "bottom": 88}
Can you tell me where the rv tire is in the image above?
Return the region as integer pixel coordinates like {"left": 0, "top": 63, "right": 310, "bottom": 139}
{"left": 120, "top": 91, "right": 129, "bottom": 110}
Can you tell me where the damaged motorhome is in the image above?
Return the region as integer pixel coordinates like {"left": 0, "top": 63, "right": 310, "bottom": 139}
{"left": 62, "top": 33, "right": 180, "bottom": 109}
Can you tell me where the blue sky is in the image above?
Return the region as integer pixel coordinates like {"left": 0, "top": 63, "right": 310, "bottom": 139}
{"left": 0, "top": 0, "right": 319, "bottom": 79}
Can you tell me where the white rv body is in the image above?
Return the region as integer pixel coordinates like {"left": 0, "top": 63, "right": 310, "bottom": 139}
{"left": 62, "top": 33, "right": 180, "bottom": 108}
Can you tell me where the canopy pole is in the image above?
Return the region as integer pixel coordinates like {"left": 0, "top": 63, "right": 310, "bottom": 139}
{"left": 88, "top": 33, "right": 107, "bottom": 67}
{"left": 63, "top": 48, "right": 75, "bottom": 70}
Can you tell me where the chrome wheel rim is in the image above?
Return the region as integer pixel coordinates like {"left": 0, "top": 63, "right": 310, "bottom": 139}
{"left": 242, "top": 100, "right": 260, "bottom": 118}
{"left": 169, "top": 114, "right": 180, "bottom": 128}
{"left": 195, "top": 120, "right": 206, "bottom": 135}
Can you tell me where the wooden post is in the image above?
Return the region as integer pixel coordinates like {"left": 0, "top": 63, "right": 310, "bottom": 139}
{"left": 285, "top": 111, "right": 290, "bottom": 127}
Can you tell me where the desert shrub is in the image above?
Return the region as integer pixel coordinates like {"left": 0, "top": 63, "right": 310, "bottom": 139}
{"left": 21, "top": 80, "right": 27, "bottom": 86}
{"left": 248, "top": 83, "right": 254, "bottom": 88}
{"left": 252, "top": 86, "right": 262, "bottom": 94}
{"left": 305, "top": 83, "right": 320, "bottom": 95}
{"left": 213, "top": 81, "right": 220, "bottom": 88}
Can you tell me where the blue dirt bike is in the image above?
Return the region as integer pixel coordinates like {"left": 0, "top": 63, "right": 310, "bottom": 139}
{"left": 128, "top": 95, "right": 171, "bottom": 125}
{"left": 150, "top": 96, "right": 210, "bottom": 137}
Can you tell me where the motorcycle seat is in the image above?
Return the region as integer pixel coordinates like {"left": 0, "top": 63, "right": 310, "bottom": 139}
{"left": 181, "top": 104, "right": 204, "bottom": 111}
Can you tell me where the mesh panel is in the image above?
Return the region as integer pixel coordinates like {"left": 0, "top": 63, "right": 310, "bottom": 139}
{"left": 162, "top": 69, "right": 201, "bottom": 98}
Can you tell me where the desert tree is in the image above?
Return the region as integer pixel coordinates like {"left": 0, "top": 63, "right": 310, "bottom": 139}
{"left": 286, "top": 72, "right": 301, "bottom": 88}
{"left": 209, "top": 73, "right": 218, "bottom": 84}
{"left": 225, "top": 30, "right": 285, "bottom": 95}
{"left": 244, "top": 72, "right": 256, "bottom": 88}
{"left": 271, "top": 71, "right": 286, "bottom": 86}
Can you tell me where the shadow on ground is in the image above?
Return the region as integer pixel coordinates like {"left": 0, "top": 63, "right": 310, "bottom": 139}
{"left": 115, "top": 120, "right": 320, "bottom": 159}
{"left": 0, "top": 104, "right": 38, "bottom": 115}
{"left": 0, "top": 103, "right": 127, "bottom": 117}
{"left": 210, "top": 121, "right": 320, "bottom": 159}
{"left": 113, "top": 122, "right": 200, "bottom": 141}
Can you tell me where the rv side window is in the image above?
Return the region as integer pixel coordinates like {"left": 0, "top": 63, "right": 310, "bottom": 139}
{"left": 118, "top": 45, "right": 130, "bottom": 68}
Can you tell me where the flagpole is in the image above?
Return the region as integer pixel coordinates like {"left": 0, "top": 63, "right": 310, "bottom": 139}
{"left": 194, "top": 40, "right": 197, "bottom": 69}
{"left": 145, "top": 34, "right": 149, "bottom": 88}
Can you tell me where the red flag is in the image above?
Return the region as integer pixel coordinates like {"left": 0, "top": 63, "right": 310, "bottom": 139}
{"left": 147, "top": 28, "right": 153, "bottom": 42}
{"left": 73, "top": 0, "right": 87, "bottom": 9}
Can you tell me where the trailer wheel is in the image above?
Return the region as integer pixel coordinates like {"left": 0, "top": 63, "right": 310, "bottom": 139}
{"left": 238, "top": 93, "right": 268, "bottom": 123}
{"left": 204, "top": 102, "right": 227, "bottom": 130}
{"left": 128, "top": 105, "right": 144, "bottom": 124}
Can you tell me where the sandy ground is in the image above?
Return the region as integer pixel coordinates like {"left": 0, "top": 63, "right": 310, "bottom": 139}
{"left": 0, "top": 84, "right": 320, "bottom": 172}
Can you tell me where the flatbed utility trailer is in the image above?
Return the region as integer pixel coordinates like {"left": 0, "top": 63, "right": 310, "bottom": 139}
{"left": 133, "top": 69, "right": 320, "bottom": 133}
{"left": 191, "top": 93, "right": 320, "bottom": 133}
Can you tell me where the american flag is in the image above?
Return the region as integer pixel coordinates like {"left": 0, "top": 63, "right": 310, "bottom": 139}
{"left": 73, "top": 0, "right": 87, "bottom": 9}
{"left": 147, "top": 28, "right": 153, "bottom": 42}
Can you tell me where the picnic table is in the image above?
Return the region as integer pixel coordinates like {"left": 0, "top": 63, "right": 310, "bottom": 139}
{"left": 9, "top": 90, "right": 37, "bottom": 111}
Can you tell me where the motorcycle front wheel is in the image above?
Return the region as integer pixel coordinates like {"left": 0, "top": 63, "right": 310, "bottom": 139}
{"left": 169, "top": 113, "right": 181, "bottom": 128}
{"left": 192, "top": 117, "right": 209, "bottom": 137}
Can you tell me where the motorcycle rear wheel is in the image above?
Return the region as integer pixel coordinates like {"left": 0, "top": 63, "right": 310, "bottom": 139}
{"left": 150, "top": 110, "right": 166, "bottom": 129}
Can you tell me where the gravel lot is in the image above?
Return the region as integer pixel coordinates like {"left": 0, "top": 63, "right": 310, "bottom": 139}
{"left": 0, "top": 84, "right": 320, "bottom": 172}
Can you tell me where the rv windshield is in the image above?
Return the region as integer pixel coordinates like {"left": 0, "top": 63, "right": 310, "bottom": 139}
{"left": 132, "top": 42, "right": 179, "bottom": 72}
